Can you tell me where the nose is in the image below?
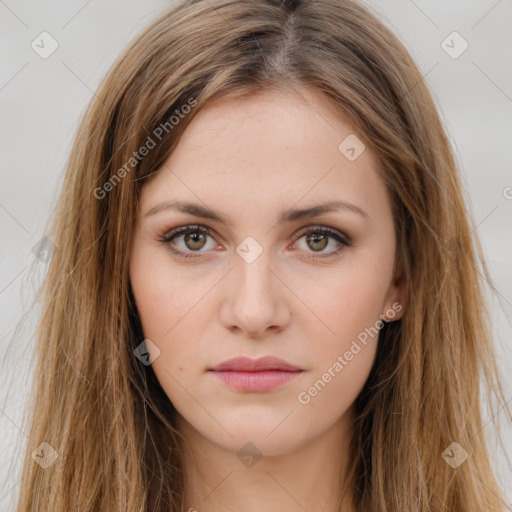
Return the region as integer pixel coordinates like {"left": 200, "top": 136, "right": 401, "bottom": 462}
{"left": 218, "top": 248, "right": 291, "bottom": 339}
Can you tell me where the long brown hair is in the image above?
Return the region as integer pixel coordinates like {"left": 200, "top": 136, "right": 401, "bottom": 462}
{"left": 12, "top": 0, "right": 509, "bottom": 510}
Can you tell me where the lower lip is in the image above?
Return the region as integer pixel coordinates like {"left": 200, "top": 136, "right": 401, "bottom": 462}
{"left": 209, "top": 370, "right": 303, "bottom": 392}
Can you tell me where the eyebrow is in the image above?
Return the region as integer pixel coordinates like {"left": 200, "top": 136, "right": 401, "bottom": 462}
{"left": 144, "top": 199, "right": 370, "bottom": 224}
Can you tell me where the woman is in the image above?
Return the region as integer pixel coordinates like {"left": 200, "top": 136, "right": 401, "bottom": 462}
{"left": 14, "top": 0, "right": 509, "bottom": 510}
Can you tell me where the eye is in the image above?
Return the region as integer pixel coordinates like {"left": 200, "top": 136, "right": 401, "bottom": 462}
{"left": 155, "top": 225, "right": 217, "bottom": 260}
{"left": 292, "top": 226, "right": 351, "bottom": 259}
{"left": 155, "top": 224, "right": 351, "bottom": 260}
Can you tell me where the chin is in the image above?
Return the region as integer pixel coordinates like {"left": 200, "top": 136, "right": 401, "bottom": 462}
{"left": 200, "top": 416, "right": 315, "bottom": 459}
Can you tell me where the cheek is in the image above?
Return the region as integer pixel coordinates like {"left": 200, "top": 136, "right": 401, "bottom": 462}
{"left": 295, "top": 340, "right": 377, "bottom": 425}
{"left": 294, "top": 273, "right": 383, "bottom": 413}
{"left": 130, "top": 249, "right": 220, "bottom": 391}
{"left": 130, "top": 246, "right": 205, "bottom": 338}
{"left": 292, "top": 260, "right": 389, "bottom": 347}
{"left": 289, "top": 261, "right": 387, "bottom": 403}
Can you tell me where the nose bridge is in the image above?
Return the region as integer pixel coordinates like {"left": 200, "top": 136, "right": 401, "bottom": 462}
{"left": 219, "top": 236, "right": 290, "bottom": 336}
{"left": 233, "top": 237, "right": 277, "bottom": 302}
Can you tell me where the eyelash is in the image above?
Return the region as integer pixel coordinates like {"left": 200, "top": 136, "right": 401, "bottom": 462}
{"left": 155, "top": 224, "right": 351, "bottom": 261}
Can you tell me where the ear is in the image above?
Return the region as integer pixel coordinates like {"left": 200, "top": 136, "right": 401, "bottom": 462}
{"left": 382, "top": 267, "right": 407, "bottom": 322}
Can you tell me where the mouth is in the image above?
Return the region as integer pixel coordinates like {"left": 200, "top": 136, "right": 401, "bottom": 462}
{"left": 208, "top": 356, "right": 304, "bottom": 392}
{"left": 209, "top": 369, "right": 303, "bottom": 392}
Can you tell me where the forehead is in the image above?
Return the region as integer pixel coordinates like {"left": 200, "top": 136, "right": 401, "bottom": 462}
{"left": 172, "top": 86, "right": 361, "bottom": 160}
{"left": 140, "top": 86, "right": 389, "bottom": 227}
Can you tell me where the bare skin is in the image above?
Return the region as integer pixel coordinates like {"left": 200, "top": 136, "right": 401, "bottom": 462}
{"left": 129, "top": 85, "right": 405, "bottom": 512}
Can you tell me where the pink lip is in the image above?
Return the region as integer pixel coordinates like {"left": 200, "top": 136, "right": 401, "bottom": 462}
{"left": 210, "top": 356, "right": 302, "bottom": 372}
{"left": 208, "top": 356, "right": 304, "bottom": 392}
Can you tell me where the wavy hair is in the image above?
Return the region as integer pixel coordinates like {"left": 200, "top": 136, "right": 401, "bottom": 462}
{"left": 13, "top": 0, "right": 509, "bottom": 510}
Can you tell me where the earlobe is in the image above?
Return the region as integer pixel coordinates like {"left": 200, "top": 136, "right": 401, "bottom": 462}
{"left": 382, "top": 300, "right": 404, "bottom": 322}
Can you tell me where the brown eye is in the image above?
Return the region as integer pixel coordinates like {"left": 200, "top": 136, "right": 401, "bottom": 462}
{"left": 184, "top": 231, "right": 207, "bottom": 251}
{"left": 157, "top": 225, "right": 215, "bottom": 259}
{"left": 294, "top": 226, "right": 351, "bottom": 259}
{"left": 306, "top": 232, "right": 328, "bottom": 252}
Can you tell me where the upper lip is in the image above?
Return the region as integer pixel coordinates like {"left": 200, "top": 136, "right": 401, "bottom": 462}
{"left": 209, "top": 356, "right": 303, "bottom": 372}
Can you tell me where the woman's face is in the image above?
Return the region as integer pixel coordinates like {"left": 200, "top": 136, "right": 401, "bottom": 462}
{"left": 129, "top": 86, "right": 405, "bottom": 457}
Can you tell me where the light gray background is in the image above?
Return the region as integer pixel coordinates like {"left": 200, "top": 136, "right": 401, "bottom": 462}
{"left": 1, "top": 0, "right": 511, "bottom": 510}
